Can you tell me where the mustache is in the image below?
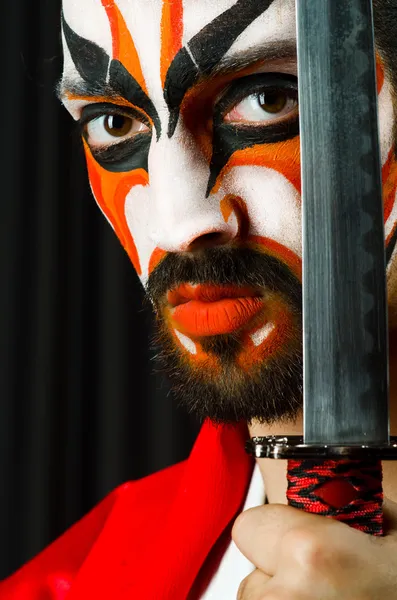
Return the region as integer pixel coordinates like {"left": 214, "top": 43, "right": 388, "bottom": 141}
{"left": 147, "top": 246, "right": 302, "bottom": 308}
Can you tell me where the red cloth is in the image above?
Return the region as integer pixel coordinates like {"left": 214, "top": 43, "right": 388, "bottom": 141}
{"left": 0, "top": 420, "right": 253, "bottom": 599}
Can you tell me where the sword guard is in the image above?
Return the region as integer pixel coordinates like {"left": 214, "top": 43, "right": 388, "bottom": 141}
{"left": 246, "top": 436, "right": 397, "bottom": 536}
{"left": 246, "top": 435, "right": 397, "bottom": 459}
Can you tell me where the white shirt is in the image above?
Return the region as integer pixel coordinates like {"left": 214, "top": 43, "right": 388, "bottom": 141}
{"left": 200, "top": 465, "right": 265, "bottom": 599}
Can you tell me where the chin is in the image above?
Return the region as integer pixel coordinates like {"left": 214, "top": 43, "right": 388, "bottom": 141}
{"left": 152, "top": 315, "right": 303, "bottom": 425}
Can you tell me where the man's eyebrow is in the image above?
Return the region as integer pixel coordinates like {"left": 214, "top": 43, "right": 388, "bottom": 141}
{"left": 207, "top": 40, "right": 297, "bottom": 80}
{"left": 162, "top": 38, "right": 297, "bottom": 137}
{"left": 56, "top": 78, "right": 128, "bottom": 103}
{"left": 57, "top": 72, "right": 162, "bottom": 139}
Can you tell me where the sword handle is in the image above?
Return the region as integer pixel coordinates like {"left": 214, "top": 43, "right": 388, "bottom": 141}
{"left": 287, "top": 459, "right": 383, "bottom": 535}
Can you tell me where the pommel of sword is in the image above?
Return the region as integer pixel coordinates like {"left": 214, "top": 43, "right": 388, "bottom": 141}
{"left": 246, "top": 0, "right": 397, "bottom": 536}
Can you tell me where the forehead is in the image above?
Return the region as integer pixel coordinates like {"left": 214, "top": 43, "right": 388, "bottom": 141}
{"left": 62, "top": 0, "right": 297, "bottom": 87}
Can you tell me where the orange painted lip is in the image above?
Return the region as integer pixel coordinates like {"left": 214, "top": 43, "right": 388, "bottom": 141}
{"left": 168, "top": 284, "right": 263, "bottom": 336}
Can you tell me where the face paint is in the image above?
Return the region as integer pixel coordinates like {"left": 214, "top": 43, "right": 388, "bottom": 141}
{"left": 59, "top": 0, "right": 397, "bottom": 423}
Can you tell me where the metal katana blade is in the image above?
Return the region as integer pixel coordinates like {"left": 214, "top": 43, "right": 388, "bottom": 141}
{"left": 297, "top": 0, "right": 389, "bottom": 445}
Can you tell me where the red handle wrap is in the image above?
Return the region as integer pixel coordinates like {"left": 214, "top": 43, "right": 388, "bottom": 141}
{"left": 287, "top": 459, "right": 383, "bottom": 535}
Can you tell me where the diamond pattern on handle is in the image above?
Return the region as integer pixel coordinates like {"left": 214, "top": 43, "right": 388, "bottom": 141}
{"left": 287, "top": 459, "right": 384, "bottom": 535}
{"left": 314, "top": 478, "right": 360, "bottom": 508}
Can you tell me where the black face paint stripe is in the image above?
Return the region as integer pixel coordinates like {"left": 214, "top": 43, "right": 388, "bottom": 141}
{"left": 62, "top": 12, "right": 109, "bottom": 84}
{"left": 80, "top": 102, "right": 151, "bottom": 129}
{"left": 206, "top": 120, "right": 299, "bottom": 196}
{"left": 109, "top": 60, "right": 162, "bottom": 140}
{"left": 188, "top": 0, "right": 277, "bottom": 73}
{"left": 80, "top": 102, "right": 151, "bottom": 174}
{"left": 386, "top": 224, "right": 397, "bottom": 264}
{"left": 85, "top": 134, "right": 151, "bottom": 173}
{"left": 164, "top": 48, "right": 200, "bottom": 138}
{"left": 164, "top": 0, "right": 277, "bottom": 137}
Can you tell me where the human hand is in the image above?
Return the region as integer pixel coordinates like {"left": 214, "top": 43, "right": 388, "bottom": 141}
{"left": 232, "top": 499, "right": 397, "bottom": 599}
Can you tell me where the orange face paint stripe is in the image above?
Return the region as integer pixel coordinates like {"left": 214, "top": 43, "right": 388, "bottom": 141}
{"left": 66, "top": 92, "right": 151, "bottom": 117}
{"left": 85, "top": 143, "right": 126, "bottom": 246}
{"left": 69, "top": 91, "right": 156, "bottom": 132}
{"left": 376, "top": 55, "right": 385, "bottom": 95}
{"left": 101, "top": 0, "right": 148, "bottom": 95}
{"left": 387, "top": 221, "right": 397, "bottom": 247}
{"left": 84, "top": 138, "right": 147, "bottom": 275}
{"left": 148, "top": 247, "right": 167, "bottom": 276}
{"left": 100, "top": 0, "right": 120, "bottom": 58}
{"left": 66, "top": 92, "right": 135, "bottom": 110}
{"left": 213, "top": 137, "right": 301, "bottom": 196}
{"left": 220, "top": 195, "right": 234, "bottom": 223}
{"left": 220, "top": 195, "right": 250, "bottom": 239}
{"left": 160, "top": 0, "right": 184, "bottom": 87}
{"left": 110, "top": 172, "right": 148, "bottom": 275}
{"left": 383, "top": 147, "right": 397, "bottom": 225}
{"left": 238, "top": 317, "right": 293, "bottom": 371}
{"left": 249, "top": 235, "right": 302, "bottom": 281}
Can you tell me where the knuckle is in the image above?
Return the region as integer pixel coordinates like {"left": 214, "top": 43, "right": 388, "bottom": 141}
{"left": 282, "top": 527, "right": 329, "bottom": 569}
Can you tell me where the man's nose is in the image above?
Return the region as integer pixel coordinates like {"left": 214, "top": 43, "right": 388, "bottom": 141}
{"left": 148, "top": 134, "right": 239, "bottom": 253}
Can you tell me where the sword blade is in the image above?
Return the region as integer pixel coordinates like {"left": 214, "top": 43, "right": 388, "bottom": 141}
{"left": 297, "top": 0, "right": 389, "bottom": 444}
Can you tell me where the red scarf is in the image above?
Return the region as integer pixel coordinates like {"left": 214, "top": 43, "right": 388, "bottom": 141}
{"left": 1, "top": 420, "right": 253, "bottom": 599}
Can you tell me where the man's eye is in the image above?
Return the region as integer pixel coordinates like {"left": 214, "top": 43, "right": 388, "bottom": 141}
{"left": 223, "top": 90, "right": 298, "bottom": 124}
{"left": 84, "top": 114, "right": 150, "bottom": 147}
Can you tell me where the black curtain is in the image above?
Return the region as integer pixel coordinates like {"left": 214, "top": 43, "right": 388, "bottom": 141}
{"left": 0, "top": 0, "right": 200, "bottom": 579}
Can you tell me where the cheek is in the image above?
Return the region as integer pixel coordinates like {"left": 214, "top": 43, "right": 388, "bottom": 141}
{"left": 216, "top": 135, "right": 301, "bottom": 259}
{"left": 125, "top": 186, "right": 159, "bottom": 285}
{"left": 222, "top": 164, "right": 302, "bottom": 257}
{"left": 85, "top": 145, "right": 151, "bottom": 281}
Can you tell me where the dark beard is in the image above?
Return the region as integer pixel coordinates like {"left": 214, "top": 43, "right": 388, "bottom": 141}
{"left": 147, "top": 246, "right": 303, "bottom": 425}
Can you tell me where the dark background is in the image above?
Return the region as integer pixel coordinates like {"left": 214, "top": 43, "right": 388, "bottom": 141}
{"left": 0, "top": 0, "right": 200, "bottom": 579}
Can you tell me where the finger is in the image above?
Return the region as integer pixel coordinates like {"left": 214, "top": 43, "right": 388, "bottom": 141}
{"left": 232, "top": 503, "right": 350, "bottom": 576}
{"left": 237, "top": 569, "right": 271, "bottom": 600}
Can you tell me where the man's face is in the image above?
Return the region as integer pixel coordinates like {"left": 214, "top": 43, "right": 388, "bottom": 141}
{"left": 60, "top": 0, "right": 397, "bottom": 424}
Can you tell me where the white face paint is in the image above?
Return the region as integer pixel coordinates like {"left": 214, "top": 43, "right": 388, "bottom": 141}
{"left": 60, "top": 0, "right": 397, "bottom": 366}
{"left": 250, "top": 322, "right": 275, "bottom": 347}
{"left": 174, "top": 329, "right": 197, "bottom": 355}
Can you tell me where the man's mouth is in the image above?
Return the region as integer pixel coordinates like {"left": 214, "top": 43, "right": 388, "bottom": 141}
{"left": 166, "top": 283, "right": 264, "bottom": 337}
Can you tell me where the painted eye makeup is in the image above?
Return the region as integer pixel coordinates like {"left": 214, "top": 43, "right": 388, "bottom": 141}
{"left": 216, "top": 73, "right": 299, "bottom": 127}
{"left": 85, "top": 114, "right": 149, "bottom": 146}
{"left": 207, "top": 74, "right": 299, "bottom": 193}
{"left": 79, "top": 103, "right": 152, "bottom": 173}
{"left": 224, "top": 90, "right": 297, "bottom": 124}
{"left": 80, "top": 103, "right": 150, "bottom": 147}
